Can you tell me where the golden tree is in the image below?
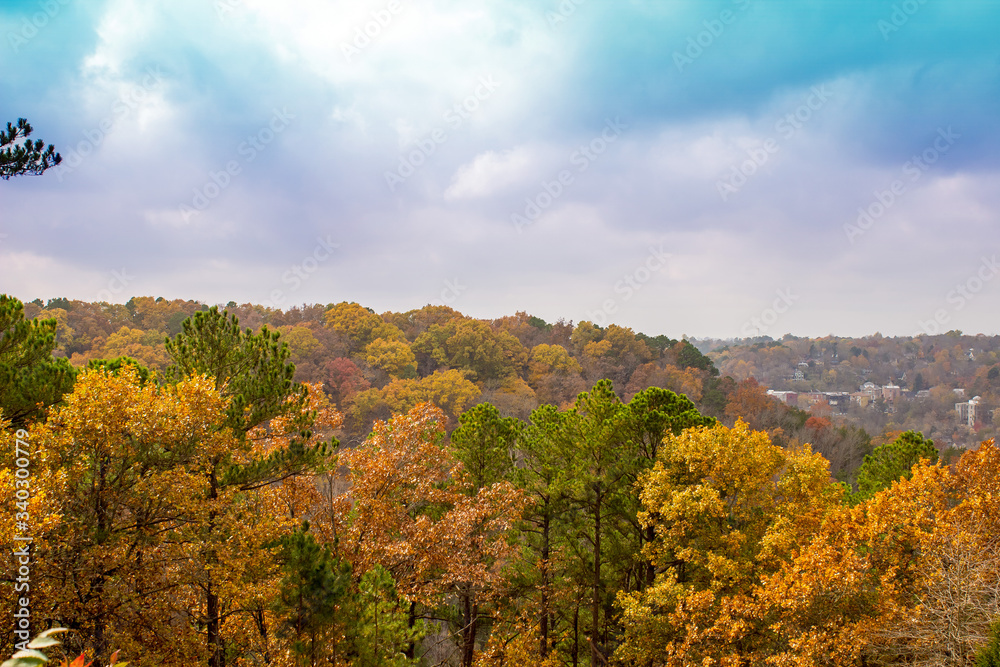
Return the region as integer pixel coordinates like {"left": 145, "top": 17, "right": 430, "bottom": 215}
{"left": 614, "top": 420, "right": 841, "bottom": 666}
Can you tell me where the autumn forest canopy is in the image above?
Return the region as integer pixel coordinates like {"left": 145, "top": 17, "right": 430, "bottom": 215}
{"left": 3, "top": 294, "right": 1000, "bottom": 667}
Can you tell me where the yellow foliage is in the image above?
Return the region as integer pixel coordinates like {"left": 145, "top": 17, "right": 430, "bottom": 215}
{"left": 528, "top": 344, "right": 581, "bottom": 387}
{"left": 615, "top": 420, "right": 842, "bottom": 666}
{"left": 364, "top": 337, "right": 417, "bottom": 378}
{"left": 349, "top": 369, "right": 481, "bottom": 428}
{"left": 277, "top": 324, "right": 322, "bottom": 365}
{"left": 583, "top": 339, "right": 612, "bottom": 359}
{"left": 0, "top": 366, "right": 341, "bottom": 665}
{"left": 98, "top": 326, "right": 171, "bottom": 371}
{"left": 323, "top": 301, "right": 404, "bottom": 350}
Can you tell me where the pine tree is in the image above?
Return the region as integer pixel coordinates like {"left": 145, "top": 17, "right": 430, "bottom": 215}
{"left": 350, "top": 566, "right": 423, "bottom": 667}
{"left": 450, "top": 402, "right": 520, "bottom": 490}
{"left": 0, "top": 118, "right": 61, "bottom": 179}
{"left": 274, "top": 523, "right": 352, "bottom": 667}
{"left": 853, "top": 430, "right": 937, "bottom": 502}
{"left": 165, "top": 307, "right": 334, "bottom": 667}
{"left": 0, "top": 294, "right": 76, "bottom": 426}
{"left": 165, "top": 305, "right": 307, "bottom": 435}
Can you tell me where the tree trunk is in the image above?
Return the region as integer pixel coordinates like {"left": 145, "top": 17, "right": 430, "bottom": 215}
{"left": 572, "top": 604, "right": 579, "bottom": 667}
{"left": 252, "top": 606, "right": 270, "bottom": 664}
{"left": 207, "top": 582, "right": 224, "bottom": 667}
{"left": 93, "top": 458, "right": 109, "bottom": 663}
{"left": 461, "top": 593, "right": 478, "bottom": 667}
{"left": 540, "top": 508, "right": 550, "bottom": 657}
{"left": 645, "top": 524, "right": 656, "bottom": 588}
{"left": 591, "top": 487, "right": 603, "bottom": 666}
{"left": 92, "top": 608, "right": 106, "bottom": 665}
{"left": 207, "top": 468, "right": 225, "bottom": 667}
{"left": 404, "top": 600, "right": 417, "bottom": 660}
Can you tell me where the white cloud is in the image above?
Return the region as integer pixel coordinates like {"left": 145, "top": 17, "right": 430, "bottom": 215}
{"left": 444, "top": 145, "right": 537, "bottom": 200}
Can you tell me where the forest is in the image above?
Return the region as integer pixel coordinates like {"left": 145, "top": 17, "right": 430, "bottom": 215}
{"left": 3, "top": 294, "right": 1000, "bottom": 667}
{"left": 701, "top": 332, "right": 1000, "bottom": 450}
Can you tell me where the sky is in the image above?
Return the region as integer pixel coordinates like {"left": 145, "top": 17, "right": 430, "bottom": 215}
{"left": 2, "top": 0, "right": 1000, "bottom": 339}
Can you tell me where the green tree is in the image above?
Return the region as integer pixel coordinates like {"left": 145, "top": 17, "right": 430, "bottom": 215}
{"left": 450, "top": 402, "right": 521, "bottom": 490}
{"left": 977, "top": 621, "right": 1000, "bottom": 667}
{"left": 164, "top": 307, "right": 334, "bottom": 667}
{"left": 413, "top": 319, "right": 528, "bottom": 381}
{"left": 350, "top": 566, "right": 423, "bottom": 667}
{"left": 505, "top": 382, "right": 713, "bottom": 665}
{"left": 530, "top": 380, "right": 626, "bottom": 665}
{"left": 0, "top": 294, "right": 76, "bottom": 426}
{"left": 617, "top": 386, "right": 715, "bottom": 588}
{"left": 504, "top": 403, "right": 577, "bottom": 662}
{"left": 674, "top": 340, "right": 719, "bottom": 376}
{"left": 165, "top": 305, "right": 306, "bottom": 435}
{"left": 0, "top": 118, "right": 61, "bottom": 179}
{"left": 274, "top": 523, "right": 353, "bottom": 667}
{"left": 853, "top": 430, "right": 937, "bottom": 502}
{"left": 448, "top": 402, "right": 523, "bottom": 666}
{"left": 85, "top": 356, "right": 152, "bottom": 384}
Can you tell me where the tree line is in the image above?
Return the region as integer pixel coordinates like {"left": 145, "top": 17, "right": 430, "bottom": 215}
{"left": 3, "top": 296, "right": 1000, "bottom": 665}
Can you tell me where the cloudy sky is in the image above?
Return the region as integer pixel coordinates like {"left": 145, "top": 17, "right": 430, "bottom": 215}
{"left": 2, "top": 0, "right": 999, "bottom": 338}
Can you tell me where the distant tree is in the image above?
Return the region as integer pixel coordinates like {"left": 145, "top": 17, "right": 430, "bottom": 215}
{"left": 527, "top": 315, "right": 551, "bottom": 331}
{"left": 0, "top": 295, "right": 77, "bottom": 426}
{"left": 636, "top": 332, "right": 676, "bottom": 355}
{"left": 724, "top": 377, "right": 778, "bottom": 427}
{"left": 675, "top": 340, "right": 719, "bottom": 376}
{"left": 700, "top": 375, "right": 736, "bottom": 418}
{"left": 324, "top": 302, "right": 404, "bottom": 353}
{"left": 1, "top": 118, "right": 61, "bottom": 179}
{"left": 853, "top": 430, "right": 937, "bottom": 502}
{"left": 364, "top": 337, "right": 417, "bottom": 379}
{"left": 85, "top": 356, "right": 152, "bottom": 384}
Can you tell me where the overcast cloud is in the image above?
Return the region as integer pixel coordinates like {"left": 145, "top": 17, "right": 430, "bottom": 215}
{"left": 2, "top": 0, "right": 999, "bottom": 338}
